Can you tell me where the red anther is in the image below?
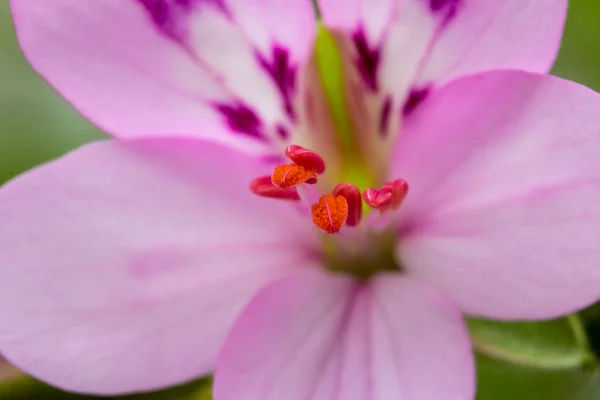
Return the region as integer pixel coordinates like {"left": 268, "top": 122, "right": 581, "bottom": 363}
{"left": 311, "top": 194, "right": 348, "bottom": 234}
{"left": 364, "top": 179, "right": 409, "bottom": 211}
{"left": 363, "top": 188, "right": 394, "bottom": 208}
{"left": 332, "top": 183, "right": 362, "bottom": 227}
{"left": 272, "top": 164, "right": 318, "bottom": 189}
{"left": 285, "top": 144, "right": 326, "bottom": 174}
{"left": 250, "top": 176, "right": 301, "bottom": 200}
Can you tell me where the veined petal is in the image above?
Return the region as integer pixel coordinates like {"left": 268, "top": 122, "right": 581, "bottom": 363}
{"left": 393, "top": 70, "right": 600, "bottom": 320}
{"left": 0, "top": 139, "right": 318, "bottom": 394}
{"left": 318, "top": 0, "right": 567, "bottom": 120}
{"left": 318, "top": 0, "right": 426, "bottom": 104}
{"left": 10, "top": 0, "right": 316, "bottom": 150}
{"left": 214, "top": 271, "right": 474, "bottom": 400}
{"left": 416, "top": 0, "right": 567, "bottom": 85}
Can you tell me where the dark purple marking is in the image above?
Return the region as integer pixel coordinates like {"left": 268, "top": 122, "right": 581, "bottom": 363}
{"left": 379, "top": 96, "right": 392, "bottom": 137}
{"left": 137, "top": 0, "right": 227, "bottom": 37}
{"left": 258, "top": 47, "right": 297, "bottom": 121}
{"left": 428, "top": 0, "right": 462, "bottom": 21}
{"left": 352, "top": 29, "right": 381, "bottom": 92}
{"left": 137, "top": 0, "right": 171, "bottom": 27}
{"left": 215, "top": 102, "right": 265, "bottom": 139}
{"left": 403, "top": 87, "right": 431, "bottom": 116}
{"left": 276, "top": 124, "right": 290, "bottom": 140}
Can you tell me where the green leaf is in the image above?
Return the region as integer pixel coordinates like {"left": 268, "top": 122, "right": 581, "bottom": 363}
{"left": 477, "top": 354, "right": 600, "bottom": 400}
{"left": 474, "top": 311, "right": 600, "bottom": 400}
{"left": 468, "top": 315, "right": 595, "bottom": 370}
{"left": 0, "top": 376, "right": 212, "bottom": 400}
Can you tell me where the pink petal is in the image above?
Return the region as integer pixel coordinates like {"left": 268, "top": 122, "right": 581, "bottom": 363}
{"left": 0, "top": 139, "right": 318, "bottom": 394}
{"left": 417, "top": 0, "right": 567, "bottom": 84}
{"left": 392, "top": 70, "right": 600, "bottom": 320}
{"left": 318, "top": 0, "right": 425, "bottom": 132}
{"left": 214, "top": 271, "right": 474, "bottom": 400}
{"left": 10, "top": 0, "right": 315, "bottom": 149}
{"left": 318, "top": 0, "right": 429, "bottom": 98}
{"left": 318, "top": 0, "right": 567, "bottom": 118}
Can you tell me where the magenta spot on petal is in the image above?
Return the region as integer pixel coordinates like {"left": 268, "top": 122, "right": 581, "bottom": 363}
{"left": 276, "top": 124, "right": 290, "bottom": 139}
{"left": 137, "top": 0, "right": 171, "bottom": 27}
{"left": 379, "top": 96, "right": 392, "bottom": 136}
{"left": 352, "top": 29, "right": 381, "bottom": 92}
{"left": 258, "top": 47, "right": 297, "bottom": 121}
{"left": 403, "top": 87, "right": 430, "bottom": 116}
{"left": 137, "top": 0, "right": 227, "bottom": 37}
{"left": 215, "top": 102, "right": 266, "bottom": 139}
{"left": 428, "top": 0, "right": 462, "bottom": 21}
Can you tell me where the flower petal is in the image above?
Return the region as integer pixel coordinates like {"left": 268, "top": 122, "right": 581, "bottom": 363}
{"left": 416, "top": 0, "right": 567, "bottom": 84}
{"left": 392, "top": 70, "right": 600, "bottom": 320}
{"left": 11, "top": 0, "right": 316, "bottom": 149}
{"left": 214, "top": 271, "right": 474, "bottom": 400}
{"left": 318, "top": 0, "right": 567, "bottom": 118}
{"left": 0, "top": 139, "right": 318, "bottom": 394}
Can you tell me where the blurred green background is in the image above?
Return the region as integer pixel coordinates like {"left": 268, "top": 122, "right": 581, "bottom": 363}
{"left": 1, "top": 1, "right": 600, "bottom": 399}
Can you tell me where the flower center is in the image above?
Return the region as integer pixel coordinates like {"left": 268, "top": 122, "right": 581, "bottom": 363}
{"left": 250, "top": 144, "right": 407, "bottom": 279}
{"left": 324, "top": 229, "right": 400, "bottom": 280}
{"left": 250, "top": 144, "right": 408, "bottom": 234}
{"left": 248, "top": 25, "right": 409, "bottom": 278}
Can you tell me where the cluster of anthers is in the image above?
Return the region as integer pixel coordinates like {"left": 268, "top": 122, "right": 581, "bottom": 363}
{"left": 250, "top": 145, "right": 408, "bottom": 234}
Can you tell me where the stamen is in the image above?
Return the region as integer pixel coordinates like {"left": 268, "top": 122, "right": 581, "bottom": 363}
{"left": 285, "top": 145, "right": 326, "bottom": 174}
{"left": 250, "top": 176, "right": 301, "bottom": 200}
{"left": 311, "top": 194, "right": 348, "bottom": 234}
{"left": 251, "top": 144, "right": 365, "bottom": 235}
{"left": 332, "top": 183, "right": 362, "bottom": 227}
{"left": 364, "top": 179, "right": 409, "bottom": 211}
{"left": 272, "top": 164, "right": 317, "bottom": 189}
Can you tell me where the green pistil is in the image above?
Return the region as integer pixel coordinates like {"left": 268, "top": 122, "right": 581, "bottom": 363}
{"left": 314, "top": 24, "right": 376, "bottom": 193}
{"left": 315, "top": 24, "right": 353, "bottom": 153}
{"left": 314, "top": 26, "right": 399, "bottom": 278}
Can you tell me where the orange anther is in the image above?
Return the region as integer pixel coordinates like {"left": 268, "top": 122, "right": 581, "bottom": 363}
{"left": 272, "top": 164, "right": 317, "bottom": 189}
{"left": 311, "top": 194, "right": 348, "bottom": 234}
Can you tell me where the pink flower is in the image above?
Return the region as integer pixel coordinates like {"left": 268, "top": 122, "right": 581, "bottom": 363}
{"left": 2, "top": 0, "right": 599, "bottom": 399}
